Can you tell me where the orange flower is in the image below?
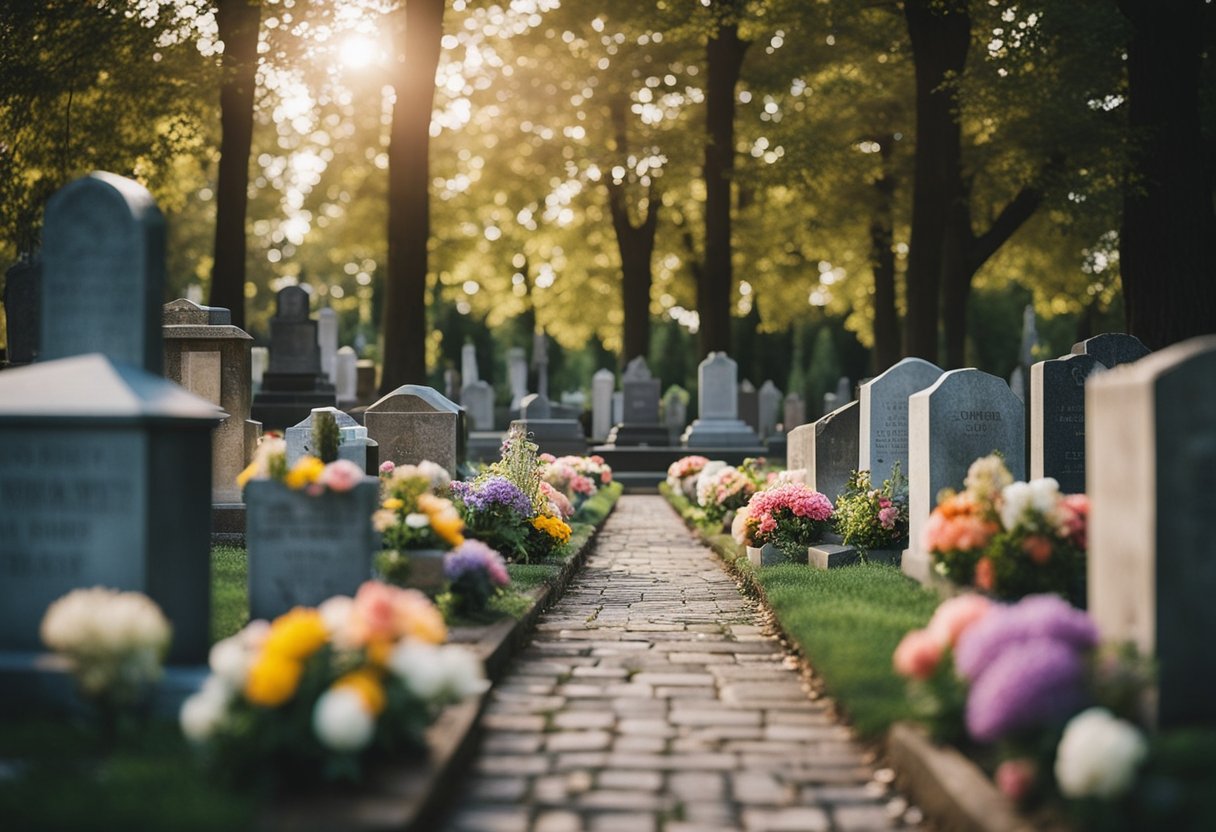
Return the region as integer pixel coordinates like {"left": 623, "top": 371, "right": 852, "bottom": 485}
{"left": 335, "top": 668, "right": 386, "bottom": 715}
{"left": 245, "top": 652, "right": 303, "bottom": 706}
{"left": 975, "top": 557, "right": 995, "bottom": 592}
{"left": 1022, "top": 534, "right": 1054, "bottom": 565}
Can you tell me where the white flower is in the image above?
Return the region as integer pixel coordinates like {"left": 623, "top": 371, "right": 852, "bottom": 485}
{"left": 312, "top": 688, "right": 375, "bottom": 753}
{"left": 999, "top": 481, "right": 1033, "bottom": 531}
{"left": 318, "top": 595, "right": 355, "bottom": 644}
{"left": 208, "top": 636, "right": 251, "bottom": 689}
{"left": 1055, "top": 707, "right": 1148, "bottom": 799}
{"left": 776, "top": 468, "right": 807, "bottom": 485}
{"left": 179, "top": 676, "right": 233, "bottom": 743}
{"left": 695, "top": 462, "right": 730, "bottom": 507}
{"left": 239, "top": 619, "right": 271, "bottom": 651}
{"left": 1028, "top": 477, "right": 1062, "bottom": 516}
{"left": 965, "top": 454, "right": 1013, "bottom": 501}
{"left": 388, "top": 642, "right": 488, "bottom": 701}
{"left": 417, "top": 460, "right": 452, "bottom": 489}
{"left": 405, "top": 513, "right": 431, "bottom": 529}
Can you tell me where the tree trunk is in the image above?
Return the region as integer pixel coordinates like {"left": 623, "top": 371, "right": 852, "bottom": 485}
{"left": 607, "top": 97, "right": 659, "bottom": 365}
{"left": 698, "top": 16, "right": 747, "bottom": 359}
{"left": 1118, "top": 0, "right": 1216, "bottom": 349}
{"left": 381, "top": 0, "right": 444, "bottom": 393}
{"left": 902, "top": 0, "right": 969, "bottom": 363}
{"left": 870, "top": 134, "right": 899, "bottom": 374}
{"left": 208, "top": 0, "right": 261, "bottom": 329}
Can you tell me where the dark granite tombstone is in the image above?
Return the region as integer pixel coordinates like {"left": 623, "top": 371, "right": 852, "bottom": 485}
{"left": 738, "top": 379, "right": 760, "bottom": 434}
{"left": 1072, "top": 332, "right": 1151, "bottom": 369}
{"left": 513, "top": 393, "right": 585, "bottom": 456}
{"left": 1030, "top": 353, "right": 1101, "bottom": 494}
{"left": 251, "top": 286, "right": 336, "bottom": 429}
{"left": 607, "top": 357, "right": 667, "bottom": 446}
{"left": 3, "top": 259, "right": 40, "bottom": 366}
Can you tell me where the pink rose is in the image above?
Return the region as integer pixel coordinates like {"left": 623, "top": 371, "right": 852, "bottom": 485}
{"left": 378, "top": 461, "right": 396, "bottom": 475}
{"left": 601, "top": 470, "right": 612, "bottom": 484}
{"left": 927, "top": 594, "right": 992, "bottom": 648}
{"left": 995, "top": 758, "right": 1037, "bottom": 803}
{"left": 893, "top": 629, "right": 943, "bottom": 680}
{"left": 878, "top": 506, "right": 898, "bottom": 530}
{"left": 321, "top": 459, "right": 366, "bottom": 493}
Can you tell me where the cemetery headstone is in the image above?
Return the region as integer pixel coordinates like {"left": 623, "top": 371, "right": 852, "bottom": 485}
{"left": 335, "top": 346, "right": 358, "bottom": 406}
{"left": 1009, "top": 366, "right": 1026, "bottom": 402}
{"left": 805, "top": 400, "right": 860, "bottom": 505}
{"left": 591, "top": 368, "right": 615, "bottom": 442}
{"left": 444, "top": 368, "right": 460, "bottom": 403}
{"left": 859, "top": 357, "right": 944, "bottom": 487}
{"left": 822, "top": 392, "right": 839, "bottom": 418}
{"left": 508, "top": 347, "right": 528, "bottom": 411}
{"left": 520, "top": 393, "right": 552, "bottom": 420}
{"left": 835, "top": 376, "right": 852, "bottom": 404}
{"left": 245, "top": 478, "right": 380, "bottom": 621}
{"left": 462, "top": 380, "right": 495, "bottom": 431}
{"left": 461, "top": 343, "right": 480, "bottom": 384}
{"left": 251, "top": 286, "right": 336, "bottom": 430}
{"left": 662, "top": 387, "right": 688, "bottom": 443}
{"left": 356, "top": 359, "right": 376, "bottom": 402}
{"left": 1072, "top": 332, "right": 1151, "bottom": 368}
{"left": 41, "top": 172, "right": 164, "bottom": 372}
{"left": 2, "top": 258, "right": 40, "bottom": 366}
{"left": 1087, "top": 336, "right": 1216, "bottom": 727}
{"left": 783, "top": 392, "right": 806, "bottom": 432}
{"left": 905, "top": 368, "right": 1025, "bottom": 583}
{"left": 532, "top": 332, "right": 550, "bottom": 401}
{"left": 1030, "top": 353, "right": 1100, "bottom": 494}
{"left": 611, "top": 391, "right": 624, "bottom": 427}
{"left": 365, "top": 385, "right": 466, "bottom": 474}
{"left": 738, "top": 379, "right": 760, "bottom": 434}
{"left": 317, "top": 307, "right": 338, "bottom": 384}
{"left": 286, "top": 406, "right": 374, "bottom": 471}
{"left": 681, "top": 353, "right": 763, "bottom": 449}
{"left": 251, "top": 346, "right": 268, "bottom": 392}
{"left": 758, "top": 380, "right": 783, "bottom": 439}
{"left": 513, "top": 393, "right": 585, "bottom": 456}
{"left": 162, "top": 298, "right": 261, "bottom": 505}
{"left": 607, "top": 357, "right": 667, "bottom": 446}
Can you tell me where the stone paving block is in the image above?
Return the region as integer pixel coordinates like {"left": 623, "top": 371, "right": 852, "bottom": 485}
{"left": 832, "top": 804, "right": 900, "bottom": 829}
{"left": 553, "top": 751, "right": 610, "bottom": 771}
{"left": 587, "top": 812, "right": 657, "bottom": 832}
{"left": 596, "top": 769, "right": 664, "bottom": 791}
{"left": 546, "top": 731, "right": 613, "bottom": 752}
{"left": 452, "top": 807, "right": 531, "bottom": 832}
{"left": 617, "top": 718, "right": 676, "bottom": 738}
{"left": 730, "top": 772, "right": 795, "bottom": 806}
{"left": 611, "top": 735, "right": 668, "bottom": 753}
{"left": 468, "top": 776, "right": 530, "bottom": 803}
{"left": 481, "top": 714, "right": 547, "bottom": 733}
{"left": 577, "top": 790, "right": 676, "bottom": 812}
{"left": 534, "top": 810, "right": 584, "bottom": 832}
{"left": 482, "top": 733, "right": 545, "bottom": 754}
{"left": 476, "top": 755, "right": 551, "bottom": 777}
{"left": 553, "top": 711, "right": 616, "bottom": 730}
{"left": 741, "top": 807, "right": 830, "bottom": 831}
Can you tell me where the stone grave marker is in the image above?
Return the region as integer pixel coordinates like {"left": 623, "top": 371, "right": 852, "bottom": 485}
{"left": 251, "top": 286, "right": 336, "bottom": 429}
{"left": 532, "top": 332, "right": 550, "bottom": 401}
{"left": 591, "top": 368, "right": 615, "bottom": 442}
{"left": 40, "top": 172, "right": 164, "bottom": 372}
{"left": 783, "top": 392, "right": 806, "bottom": 432}
{"left": 805, "top": 400, "right": 860, "bottom": 505}
{"left": 365, "top": 385, "right": 465, "bottom": 474}
{"left": 444, "top": 368, "right": 459, "bottom": 403}
{"left": 822, "top": 391, "right": 839, "bottom": 418}
{"left": 611, "top": 391, "right": 624, "bottom": 426}
{"left": 835, "top": 376, "right": 852, "bottom": 404}
{"left": 251, "top": 346, "right": 268, "bottom": 392}
{"left": 738, "top": 379, "right": 760, "bottom": 434}
{"left": 3, "top": 258, "right": 40, "bottom": 366}
{"left": 607, "top": 357, "right": 666, "bottom": 446}
{"left": 335, "top": 346, "right": 358, "bottom": 406}
{"left": 859, "top": 357, "right": 943, "bottom": 487}
{"left": 905, "top": 368, "right": 1025, "bottom": 583}
{"left": 462, "top": 380, "right": 495, "bottom": 431}
{"left": 245, "top": 477, "right": 380, "bottom": 621}
{"left": 317, "top": 307, "right": 338, "bottom": 384}
{"left": 461, "top": 343, "right": 480, "bottom": 384}
{"left": 662, "top": 387, "right": 688, "bottom": 443}
{"left": 1072, "top": 332, "right": 1151, "bottom": 369}
{"left": 520, "top": 393, "right": 552, "bottom": 420}
{"left": 1087, "top": 335, "right": 1216, "bottom": 727}
{"left": 285, "top": 406, "right": 374, "bottom": 471}
{"left": 1030, "top": 353, "right": 1101, "bottom": 494}
{"left": 513, "top": 393, "right": 586, "bottom": 456}
{"left": 758, "top": 380, "right": 783, "bottom": 439}
{"left": 162, "top": 298, "right": 260, "bottom": 505}
{"left": 681, "top": 353, "right": 763, "bottom": 449}
{"left": 507, "top": 347, "right": 528, "bottom": 411}
{"left": 355, "top": 359, "right": 376, "bottom": 402}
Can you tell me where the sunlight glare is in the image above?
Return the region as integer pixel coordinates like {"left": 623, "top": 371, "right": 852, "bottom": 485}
{"left": 339, "top": 35, "right": 378, "bottom": 70}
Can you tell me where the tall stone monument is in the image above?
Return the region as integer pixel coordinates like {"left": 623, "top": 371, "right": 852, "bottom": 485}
{"left": 858, "top": 358, "right": 943, "bottom": 487}
{"left": 606, "top": 357, "right": 666, "bottom": 446}
{"left": 681, "top": 353, "right": 763, "bottom": 449}
{"left": 250, "top": 286, "right": 336, "bottom": 430}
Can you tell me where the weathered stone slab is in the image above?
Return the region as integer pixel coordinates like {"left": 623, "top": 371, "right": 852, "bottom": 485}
{"left": 806, "top": 400, "right": 859, "bottom": 504}
{"left": 365, "top": 385, "right": 465, "bottom": 473}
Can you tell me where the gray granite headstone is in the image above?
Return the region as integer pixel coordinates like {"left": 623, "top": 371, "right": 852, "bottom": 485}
{"left": 783, "top": 392, "right": 806, "bottom": 432}
{"left": 611, "top": 391, "right": 624, "bottom": 426}
{"left": 622, "top": 358, "right": 660, "bottom": 424}
{"left": 508, "top": 347, "right": 528, "bottom": 411}
{"left": 1030, "top": 353, "right": 1101, "bottom": 494}
{"left": 662, "top": 387, "right": 688, "bottom": 441}
{"left": 822, "top": 392, "right": 839, "bottom": 417}
{"left": 591, "top": 369, "right": 615, "bottom": 442}
{"left": 317, "top": 307, "right": 338, "bottom": 384}
{"left": 365, "top": 385, "right": 465, "bottom": 474}
{"left": 859, "top": 357, "right": 943, "bottom": 487}
{"left": 738, "top": 380, "right": 760, "bottom": 434}
{"left": 285, "top": 406, "right": 371, "bottom": 470}
{"left": 758, "top": 380, "right": 783, "bottom": 439}
{"left": 41, "top": 172, "right": 165, "bottom": 372}
{"left": 3, "top": 259, "right": 41, "bottom": 365}
{"left": 245, "top": 479, "right": 379, "bottom": 621}
{"left": 444, "top": 369, "right": 459, "bottom": 403}
{"left": 806, "top": 400, "right": 860, "bottom": 504}
{"left": 1072, "top": 332, "right": 1151, "bottom": 368}
{"left": 681, "top": 353, "right": 762, "bottom": 449}
{"left": 462, "top": 380, "right": 494, "bottom": 431}
{"left": 162, "top": 299, "right": 260, "bottom": 505}
{"left": 1087, "top": 335, "right": 1216, "bottom": 727}
{"left": 520, "top": 393, "right": 552, "bottom": 420}
{"left": 335, "top": 346, "right": 358, "bottom": 404}
{"left": 786, "top": 422, "right": 812, "bottom": 473}
{"left": 1009, "top": 366, "right": 1026, "bottom": 403}
{"left": 905, "top": 368, "right": 1025, "bottom": 583}
{"left": 251, "top": 346, "right": 268, "bottom": 392}
{"left": 461, "top": 343, "right": 480, "bottom": 385}
{"left": 835, "top": 376, "right": 852, "bottom": 404}
{"left": 0, "top": 354, "right": 221, "bottom": 662}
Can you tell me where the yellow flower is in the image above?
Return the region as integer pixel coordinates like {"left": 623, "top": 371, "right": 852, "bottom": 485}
{"left": 263, "top": 608, "right": 329, "bottom": 661}
{"left": 532, "top": 514, "right": 572, "bottom": 544}
{"left": 418, "top": 493, "right": 465, "bottom": 547}
{"left": 236, "top": 460, "right": 260, "bottom": 489}
{"left": 397, "top": 593, "right": 448, "bottom": 645}
{"left": 284, "top": 456, "right": 325, "bottom": 490}
{"left": 335, "top": 668, "right": 386, "bottom": 715}
{"left": 365, "top": 637, "right": 393, "bottom": 667}
{"left": 382, "top": 497, "right": 405, "bottom": 511}
{"left": 244, "top": 652, "right": 303, "bottom": 706}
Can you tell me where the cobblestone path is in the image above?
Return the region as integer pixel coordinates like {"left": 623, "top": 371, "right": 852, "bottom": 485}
{"left": 446, "top": 495, "right": 918, "bottom": 832}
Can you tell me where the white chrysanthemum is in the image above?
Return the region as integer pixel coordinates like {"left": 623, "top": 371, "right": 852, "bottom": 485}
{"left": 405, "top": 513, "right": 431, "bottom": 529}
{"left": 388, "top": 642, "right": 487, "bottom": 701}
{"left": 1028, "top": 477, "right": 1062, "bottom": 516}
{"left": 180, "top": 676, "right": 233, "bottom": 743}
{"left": 1055, "top": 708, "right": 1148, "bottom": 799}
{"left": 312, "top": 688, "right": 375, "bottom": 753}
{"left": 965, "top": 454, "right": 1013, "bottom": 502}
{"left": 318, "top": 595, "right": 355, "bottom": 641}
{"left": 999, "top": 481, "right": 1033, "bottom": 531}
{"left": 208, "top": 636, "right": 251, "bottom": 689}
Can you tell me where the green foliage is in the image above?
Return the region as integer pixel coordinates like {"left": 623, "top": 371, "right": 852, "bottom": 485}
{"left": 210, "top": 546, "right": 248, "bottom": 644}
{"left": 311, "top": 411, "right": 341, "bottom": 464}
{"left": 834, "top": 464, "right": 910, "bottom": 554}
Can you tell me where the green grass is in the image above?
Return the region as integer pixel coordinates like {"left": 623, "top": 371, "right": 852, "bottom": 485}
{"left": 507, "top": 562, "right": 561, "bottom": 591}
{"left": 210, "top": 545, "right": 248, "bottom": 643}
{"left": 574, "top": 481, "right": 624, "bottom": 527}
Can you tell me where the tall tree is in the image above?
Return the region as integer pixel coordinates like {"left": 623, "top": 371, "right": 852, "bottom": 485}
{"left": 382, "top": 0, "right": 445, "bottom": 392}
{"left": 209, "top": 0, "right": 262, "bottom": 329}
{"left": 1118, "top": 0, "right": 1216, "bottom": 348}
{"left": 699, "top": 5, "right": 748, "bottom": 357}
{"left": 870, "top": 133, "right": 901, "bottom": 373}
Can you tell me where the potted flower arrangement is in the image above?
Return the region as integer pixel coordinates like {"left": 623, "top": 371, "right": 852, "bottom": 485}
{"left": 666, "top": 455, "right": 710, "bottom": 500}
{"left": 733, "top": 482, "right": 834, "bottom": 566}
{"left": 538, "top": 453, "right": 613, "bottom": 510}
{"left": 833, "top": 463, "right": 910, "bottom": 564}
{"left": 443, "top": 540, "right": 511, "bottom": 617}
{"left": 696, "top": 464, "right": 758, "bottom": 527}
{"left": 373, "top": 460, "right": 464, "bottom": 594}
{"left": 180, "top": 581, "right": 486, "bottom": 788}
{"left": 892, "top": 593, "right": 1165, "bottom": 824}
{"left": 923, "top": 454, "right": 1088, "bottom": 604}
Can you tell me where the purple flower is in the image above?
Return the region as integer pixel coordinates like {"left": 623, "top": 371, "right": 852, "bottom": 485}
{"left": 965, "top": 637, "right": 1088, "bottom": 743}
{"left": 955, "top": 594, "right": 1099, "bottom": 683}
{"left": 444, "top": 540, "right": 510, "bottom": 587}
{"left": 452, "top": 476, "right": 533, "bottom": 518}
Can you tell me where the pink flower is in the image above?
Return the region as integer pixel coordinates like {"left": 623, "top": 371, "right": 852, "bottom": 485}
{"left": 927, "top": 594, "right": 993, "bottom": 648}
{"left": 321, "top": 459, "right": 365, "bottom": 493}
{"left": 1058, "top": 493, "right": 1089, "bottom": 549}
{"left": 571, "top": 474, "right": 595, "bottom": 496}
{"left": 878, "top": 506, "right": 899, "bottom": 529}
{"left": 996, "top": 758, "right": 1037, "bottom": 803}
{"left": 350, "top": 581, "right": 399, "bottom": 643}
{"left": 589, "top": 455, "right": 604, "bottom": 465}
{"left": 539, "top": 452, "right": 556, "bottom": 464}
{"left": 975, "top": 557, "right": 995, "bottom": 592}
{"left": 1022, "top": 534, "right": 1053, "bottom": 565}
{"left": 601, "top": 470, "right": 612, "bottom": 484}
{"left": 378, "top": 461, "right": 396, "bottom": 475}
{"left": 893, "top": 629, "right": 943, "bottom": 680}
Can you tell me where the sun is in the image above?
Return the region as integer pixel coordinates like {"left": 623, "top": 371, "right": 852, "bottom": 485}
{"left": 338, "top": 34, "right": 379, "bottom": 70}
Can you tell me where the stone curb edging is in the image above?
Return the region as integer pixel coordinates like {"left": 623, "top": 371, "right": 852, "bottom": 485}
{"left": 657, "top": 488, "right": 1051, "bottom": 832}
{"left": 264, "top": 495, "right": 621, "bottom": 832}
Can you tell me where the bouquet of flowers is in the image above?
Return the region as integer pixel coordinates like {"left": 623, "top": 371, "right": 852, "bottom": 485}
{"left": 373, "top": 461, "right": 463, "bottom": 552}
{"left": 666, "top": 455, "right": 710, "bottom": 500}
{"left": 696, "top": 464, "right": 758, "bottom": 524}
{"left": 735, "top": 482, "right": 834, "bottom": 559}
{"left": 180, "top": 581, "right": 486, "bottom": 787}
{"left": 923, "top": 454, "right": 1088, "bottom": 603}
{"left": 237, "top": 436, "right": 367, "bottom": 496}
{"left": 42, "top": 587, "right": 172, "bottom": 732}
{"left": 834, "top": 464, "right": 910, "bottom": 555}
{"left": 538, "top": 454, "right": 613, "bottom": 507}
{"left": 444, "top": 540, "right": 511, "bottom": 615}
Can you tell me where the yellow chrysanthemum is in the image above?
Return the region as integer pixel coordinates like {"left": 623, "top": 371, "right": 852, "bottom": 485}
{"left": 284, "top": 456, "right": 325, "bottom": 490}
{"left": 334, "top": 668, "right": 386, "bottom": 715}
{"left": 418, "top": 493, "right": 465, "bottom": 547}
{"left": 532, "top": 514, "right": 572, "bottom": 544}
{"left": 382, "top": 497, "right": 405, "bottom": 511}
{"left": 262, "top": 607, "right": 329, "bottom": 661}
{"left": 365, "top": 637, "right": 394, "bottom": 667}
{"left": 244, "top": 652, "right": 303, "bottom": 707}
